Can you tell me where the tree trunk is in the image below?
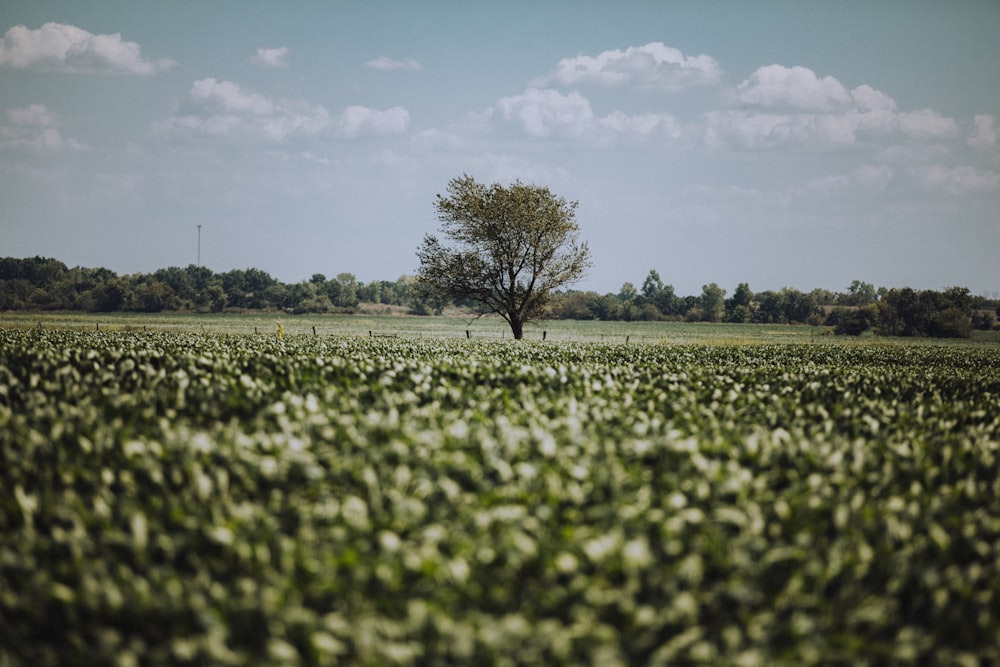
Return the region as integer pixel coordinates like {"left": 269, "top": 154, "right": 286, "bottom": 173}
{"left": 510, "top": 318, "right": 524, "bottom": 340}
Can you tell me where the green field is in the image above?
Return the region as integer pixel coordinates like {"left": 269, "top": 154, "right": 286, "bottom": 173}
{"left": 2, "top": 325, "right": 999, "bottom": 665}
{"left": 1, "top": 311, "right": 834, "bottom": 343}
{"left": 5, "top": 311, "right": 999, "bottom": 346}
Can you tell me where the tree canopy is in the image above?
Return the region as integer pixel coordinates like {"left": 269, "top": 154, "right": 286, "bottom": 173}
{"left": 416, "top": 175, "right": 591, "bottom": 339}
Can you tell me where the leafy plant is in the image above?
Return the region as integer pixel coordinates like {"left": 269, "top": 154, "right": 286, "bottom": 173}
{"left": 2, "top": 330, "right": 998, "bottom": 665}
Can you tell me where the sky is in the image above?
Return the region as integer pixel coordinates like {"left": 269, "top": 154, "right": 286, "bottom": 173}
{"left": 1, "top": 1, "right": 999, "bottom": 297}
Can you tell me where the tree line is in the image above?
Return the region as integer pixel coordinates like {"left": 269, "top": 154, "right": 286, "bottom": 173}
{"left": 1, "top": 256, "right": 996, "bottom": 337}
{"left": 0, "top": 256, "right": 423, "bottom": 314}
{"left": 553, "top": 272, "right": 997, "bottom": 338}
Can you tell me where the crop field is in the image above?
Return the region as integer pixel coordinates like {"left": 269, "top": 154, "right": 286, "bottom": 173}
{"left": 2, "top": 328, "right": 999, "bottom": 665}
{"left": 2, "top": 311, "right": 837, "bottom": 344}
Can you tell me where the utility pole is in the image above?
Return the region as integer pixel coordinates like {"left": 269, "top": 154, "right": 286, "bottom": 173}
{"left": 197, "top": 225, "right": 202, "bottom": 267}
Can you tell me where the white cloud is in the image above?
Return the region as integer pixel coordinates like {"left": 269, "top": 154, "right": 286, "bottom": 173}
{"left": 497, "top": 88, "right": 595, "bottom": 138}
{"left": 910, "top": 164, "right": 1000, "bottom": 196}
{"left": 538, "top": 42, "right": 722, "bottom": 91}
{"left": 252, "top": 47, "right": 290, "bottom": 68}
{"left": 0, "top": 22, "right": 175, "bottom": 74}
{"left": 158, "top": 79, "right": 408, "bottom": 142}
{"left": 7, "top": 103, "right": 59, "bottom": 127}
{"left": 190, "top": 78, "right": 276, "bottom": 115}
{"left": 801, "top": 164, "right": 894, "bottom": 196}
{"left": 967, "top": 114, "right": 996, "bottom": 147}
{"left": 366, "top": 56, "right": 422, "bottom": 71}
{"left": 411, "top": 128, "right": 462, "bottom": 151}
{"left": 336, "top": 106, "right": 409, "bottom": 137}
{"left": 1, "top": 103, "right": 85, "bottom": 153}
{"left": 895, "top": 109, "right": 959, "bottom": 140}
{"left": 598, "top": 110, "right": 682, "bottom": 142}
{"left": 851, "top": 84, "right": 896, "bottom": 113}
{"left": 495, "top": 87, "right": 680, "bottom": 144}
{"left": 736, "top": 65, "right": 851, "bottom": 111}
{"left": 706, "top": 66, "right": 964, "bottom": 150}
{"left": 703, "top": 110, "right": 858, "bottom": 150}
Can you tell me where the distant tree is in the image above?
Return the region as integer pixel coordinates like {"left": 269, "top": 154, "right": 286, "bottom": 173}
{"left": 877, "top": 287, "right": 974, "bottom": 338}
{"left": 752, "top": 287, "right": 818, "bottom": 324}
{"left": 417, "top": 174, "right": 591, "bottom": 339}
{"left": 971, "top": 309, "right": 996, "bottom": 331}
{"left": 833, "top": 304, "right": 879, "bottom": 336}
{"left": 154, "top": 267, "right": 196, "bottom": 304}
{"left": 131, "top": 280, "right": 177, "bottom": 312}
{"left": 204, "top": 284, "right": 227, "bottom": 313}
{"left": 639, "top": 269, "right": 678, "bottom": 317}
{"left": 618, "top": 282, "right": 638, "bottom": 303}
{"left": 842, "top": 280, "right": 877, "bottom": 306}
{"left": 91, "top": 278, "right": 130, "bottom": 312}
{"left": 185, "top": 264, "right": 214, "bottom": 293}
{"left": 333, "top": 273, "right": 360, "bottom": 309}
{"left": 783, "top": 288, "right": 819, "bottom": 324}
{"left": 726, "top": 282, "right": 753, "bottom": 322}
{"left": 700, "top": 283, "right": 726, "bottom": 322}
{"left": 640, "top": 271, "right": 663, "bottom": 302}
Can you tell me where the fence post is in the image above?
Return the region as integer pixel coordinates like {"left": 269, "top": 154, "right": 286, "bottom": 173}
{"left": 466, "top": 330, "right": 471, "bottom": 339}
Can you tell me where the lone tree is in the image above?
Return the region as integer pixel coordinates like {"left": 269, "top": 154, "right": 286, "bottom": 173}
{"left": 417, "top": 174, "right": 591, "bottom": 339}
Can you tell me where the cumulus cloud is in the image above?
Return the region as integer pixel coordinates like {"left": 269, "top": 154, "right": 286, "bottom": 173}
{"left": 910, "top": 164, "right": 1000, "bottom": 196}
{"left": 895, "top": 109, "right": 959, "bottom": 140}
{"left": 537, "top": 42, "right": 722, "bottom": 91}
{"left": 336, "top": 106, "right": 409, "bottom": 137}
{"left": 1, "top": 103, "right": 85, "bottom": 153}
{"left": 190, "top": 78, "right": 277, "bottom": 115}
{"left": 494, "top": 87, "right": 680, "bottom": 145}
{"left": 705, "top": 65, "right": 963, "bottom": 150}
{"left": 802, "top": 164, "right": 895, "bottom": 196}
{"left": 967, "top": 114, "right": 997, "bottom": 147}
{"left": 0, "top": 22, "right": 175, "bottom": 74}
{"left": 736, "top": 65, "right": 851, "bottom": 111}
{"left": 366, "top": 56, "right": 422, "bottom": 71}
{"left": 252, "top": 47, "right": 290, "bottom": 68}
{"left": 156, "top": 78, "right": 408, "bottom": 142}
{"left": 411, "top": 128, "right": 462, "bottom": 151}
{"left": 7, "top": 103, "right": 60, "bottom": 127}
{"left": 703, "top": 109, "right": 861, "bottom": 150}
{"left": 497, "top": 88, "right": 595, "bottom": 138}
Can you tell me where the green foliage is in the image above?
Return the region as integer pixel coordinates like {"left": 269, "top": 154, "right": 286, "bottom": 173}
{"left": 1, "top": 256, "right": 996, "bottom": 338}
{"left": 417, "top": 175, "right": 591, "bottom": 339}
{"left": 877, "top": 287, "right": 975, "bottom": 338}
{"left": 699, "top": 283, "right": 726, "bottom": 322}
{"left": 832, "top": 305, "right": 879, "bottom": 336}
{"left": 2, "top": 330, "right": 999, "bottom": 665}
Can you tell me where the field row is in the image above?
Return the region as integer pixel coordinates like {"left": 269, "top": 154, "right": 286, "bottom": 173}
{"left": 2, "top": 330, "right": 999, "bottom": 665}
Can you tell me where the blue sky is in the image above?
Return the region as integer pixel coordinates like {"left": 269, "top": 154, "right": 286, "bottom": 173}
{"left": 2, "top": 1, "right": 998, "bottom": 297}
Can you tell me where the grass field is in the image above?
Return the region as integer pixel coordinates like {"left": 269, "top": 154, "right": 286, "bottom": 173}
{"left": 7, "top": 310, "right": 1000, "bottom": 345}
{"left": 1, "top": 321, "right": 999, "bottom": 665}
{"left": 1, "top": 310, "right": 826, "bottom": 343}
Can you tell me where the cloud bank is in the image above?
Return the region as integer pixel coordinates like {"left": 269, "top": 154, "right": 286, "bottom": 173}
{"left": 252, "top": 47, "right": 289, "bottom": 69}
{"left": 537, "top": 42, "right": 722, "bottom": 91}
{"left": 1, "top": 103, "right": 85, "bottom": 152}
{"left": 366, "top": 56, "right": 421, "bottom": 71}
{"left": 155, "top": 78, "right": 408, "bottom": 142}
{"left": 0, "top": 22, "right": 175, "bottom": 74}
